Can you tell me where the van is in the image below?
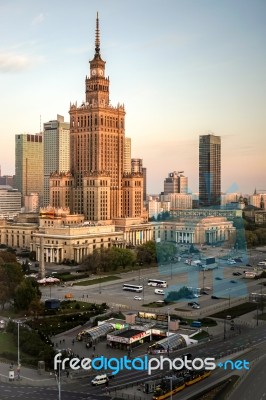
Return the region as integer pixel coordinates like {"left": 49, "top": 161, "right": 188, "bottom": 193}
{"left": 155, "top": 289, "right": 165, "bottom": 295}
{"left": 91, "top": 374, "right": 108, "bottom": 386}
{"left": 257, "top": 261, "right": 266, "bottom": 266}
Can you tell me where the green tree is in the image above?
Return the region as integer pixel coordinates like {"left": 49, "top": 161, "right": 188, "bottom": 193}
{"left": 14, "top": 278, "right": 41, "bottom": 311}
{"left": 136, "top": 241, "right": 157, "bottom": 264}
{"left": 165, "top": 286, "right": 193, "bottom": 302}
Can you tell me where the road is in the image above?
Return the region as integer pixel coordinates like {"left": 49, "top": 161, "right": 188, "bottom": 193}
{"left": 40, "top": 260, "right": 265, "bottom": 318}
{"left": 229, "top": 354, "right": 266, "bottom": 400}
{"left": 0, "top": 384, "right": 110, "bottom": 400}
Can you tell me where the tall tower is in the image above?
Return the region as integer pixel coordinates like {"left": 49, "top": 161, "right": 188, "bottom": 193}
{"left": 69, "top": 14, "right": 126, "bottom": 221}
{"left": 43, "top": 115, "right": 70, "bottom": 206}
{"left": 15, "top": 134, "right": 44, "bottom": 207}
{"left": 199, "top": 134, "right": 221, "bottom": 207}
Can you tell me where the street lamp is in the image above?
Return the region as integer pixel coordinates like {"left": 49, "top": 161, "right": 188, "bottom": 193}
{"left": 55, "top": 353, "right": 61, "bottom": 400}
{"left": 167, "top": 307, "right": 170, "bottom": 356}
{"left": 15, "top": 321, "right": 22, "bottom": 379}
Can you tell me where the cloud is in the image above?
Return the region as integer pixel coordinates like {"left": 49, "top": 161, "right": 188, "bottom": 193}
{"left": 0, "top": 52, "right": 44, "bottom": 73}
{"left": 32, "top": 13, "right": 45, "bottom": 26}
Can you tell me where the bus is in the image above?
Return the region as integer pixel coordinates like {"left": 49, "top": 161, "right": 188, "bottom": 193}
{"left": 123, "top": 284, "right": 143, "bottom": 292}
{"left": 147, "top": 279, "right": 168, "bottom": 288}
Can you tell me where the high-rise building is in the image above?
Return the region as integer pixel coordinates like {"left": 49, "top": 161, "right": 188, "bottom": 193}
{"left": 43, "top": 115, "right": 70, "bottom": 206}
{"left": 163, "top": 171, "right": 188, "bottom": 194}
{"left": 199, "top": 134, "right": 221, "bottom": 207}
{"left": 0, "top": 186, "right": 21, "bottom": 218}
{"left": 131, "top": 158, "right": 147, "bottom": 202}
{"left": 15, "top": 134, "right": 44, "bottom": 206}
{"left": 124, "top": 138, "right": 131, "bottom": 173}
{"left": 50, "top": 14, "right": 144, "bottom": 222}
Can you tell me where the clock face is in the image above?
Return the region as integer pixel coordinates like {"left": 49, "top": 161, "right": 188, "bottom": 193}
{"left": 99, "top": 69, "right": 104, "bottom": 76}
{"left": 92, "top": 69, "right": 96, "bottom": 76}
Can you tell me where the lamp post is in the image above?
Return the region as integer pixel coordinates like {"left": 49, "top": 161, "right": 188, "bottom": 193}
{"left": 15, "top": 321, "right": 22, "bottom": 380}
{"left": 167, "top": 307, "right": 170, "bottom": 356}
{"left": 55, "top": 354, "right": 61, "bottom": 400}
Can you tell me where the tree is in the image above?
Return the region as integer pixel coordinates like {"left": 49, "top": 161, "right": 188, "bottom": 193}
{"left": 28, "top": 298, "right": 44, "bottom": 319}
{"left": 0, "top": 263, "right": 24, "bottom": 309}
{"left": 165, "top": 286, "right": 193, "bottom": 302}
{"left": 136, "top": 241, "right": 157, "bottom": 264}
{"left": 14, "top": 277, "right": 41, "bottom": 311}
{"left": 156, "top": 242, "right": 176, "bottom": 263}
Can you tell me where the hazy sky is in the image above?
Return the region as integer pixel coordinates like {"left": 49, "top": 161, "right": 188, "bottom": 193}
{"left": 0, "top": 0, "right": 265, "bottom": 194}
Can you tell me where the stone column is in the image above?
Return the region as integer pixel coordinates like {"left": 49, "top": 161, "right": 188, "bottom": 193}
{"left": 39, "top": 236, "right": 45, "bottom": 279}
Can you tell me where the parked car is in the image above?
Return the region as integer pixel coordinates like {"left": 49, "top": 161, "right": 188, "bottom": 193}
{"left": 188, "top": 301, "right": 199, "bottom": 306}
{"left": 211, "top": 295, "right": 220, "bottom": 299}
{"left": 215, "top": 277, "right": 223, "bottom": 280}
{"left": 230, "top": 280, "right": 237, "bottom": 284}
{"left": 201, "top": 291, "right": 210, "bottom": 295}
{"left": 134, "top": 296, "right": 142, "bottom": 301}
{"left": 192, "top": 304, "right": 200, "bottom": 309}
{"left": 232, "top": 272, "right": 242, "bottom": 276}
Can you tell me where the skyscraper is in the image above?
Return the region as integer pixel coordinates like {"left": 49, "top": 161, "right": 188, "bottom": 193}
{"left": 163, "top": 171, "right": 188, "bottom": 195}
{"left": 43, "top": 115, "right": 70, "bottom": 206}
{"left": 199, "top": 134, "right": 221, "bottom": 207}
{"left": 15, "top": 134, "right": 44, "bottom": 206}
{"left": 50, "top": 14, "right": 144, "bottom": 222}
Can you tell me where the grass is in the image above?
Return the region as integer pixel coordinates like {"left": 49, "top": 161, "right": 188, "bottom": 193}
{"left": 73, "top": 275, "right": 120, "bottom": 286}
{"left": 209, "top": 302, "right": 257, "bottom": 319}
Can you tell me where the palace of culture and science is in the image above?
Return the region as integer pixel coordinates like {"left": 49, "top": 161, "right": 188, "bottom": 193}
{"left": 50, "top": 14, "right": 145, "bottom": 223}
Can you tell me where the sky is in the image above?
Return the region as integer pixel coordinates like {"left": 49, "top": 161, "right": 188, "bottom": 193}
{"left": 0, "top": 0, "right": 265, "bottom": 195}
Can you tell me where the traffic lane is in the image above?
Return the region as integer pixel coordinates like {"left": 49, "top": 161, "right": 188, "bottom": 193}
{"left": 229, "top": 355, "right": 266, "bottom": 400}
{"left": 0, "top": 384, "right": 110, "bottom": 400}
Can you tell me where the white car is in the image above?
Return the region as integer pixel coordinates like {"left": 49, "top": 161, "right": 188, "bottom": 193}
{"left": 134, "top": 296, "right": 142, "bottom": 301}
{"left": 192, "top": 304, "right": 200, "bottom": 309}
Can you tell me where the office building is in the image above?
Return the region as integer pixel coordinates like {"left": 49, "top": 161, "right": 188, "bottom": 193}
{"left": 199, "top": 134, "right": 221, "bottom": 207}
{"left": 15, "top": 134, "right": 44, "bottom": 206}
{"left": 0, "top": 186, "right": 21, "bottom": 218}
{"left": 163, "top": 171, "right": 188, "bottom": 195}
{"left": 43, "top": 115, "right": 70, "bottom": 206}
{"left": 131, "top": 159, "right": 147, "bottom": 202}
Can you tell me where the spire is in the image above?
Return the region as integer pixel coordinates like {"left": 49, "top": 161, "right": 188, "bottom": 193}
{"left": 95, "top": 12, "right": 100, "bottom": 55}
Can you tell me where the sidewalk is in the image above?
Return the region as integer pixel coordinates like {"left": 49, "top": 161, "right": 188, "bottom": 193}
{"left": 0, "top": 359, "right": 59, "bottom": 386}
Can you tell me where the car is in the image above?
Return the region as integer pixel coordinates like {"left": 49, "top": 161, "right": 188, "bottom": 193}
{"left": 134, "top": 296, "right": 142, "bottom": 301}
{"left": 230, "top": 280, "right": 237, "bottom": 284}
{"left": 234, "top": 258, "right": 242, "bottom": 262}
{"left": 188, "top": 301, "right": 199, "bottom": 306}
{"left": 246, "top": 263, "right": 252, "bottom": 267}
{"left": 228, "top": 260, "right": 237, "bottom": 265}
{"left": 232, "top": 272, "right": 242, "bottom": 276}
{"left": 211, "top": 295, "right": 220, "bottom": 299}
{"left": 215, "top": 277, "right": 223, "bottom": 280}
{"left": 192, "top": 304, "right": 200, "bottom": 309}
{"left": 201, "top": 291, "right": 210, "bottom": 295}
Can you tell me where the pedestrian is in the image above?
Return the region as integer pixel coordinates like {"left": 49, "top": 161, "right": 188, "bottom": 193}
{"left": 72, "top": 339, "right": 75, "bottom": 346}
{"left": 93, "top": 345, "right": 96, "bottom": 351}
